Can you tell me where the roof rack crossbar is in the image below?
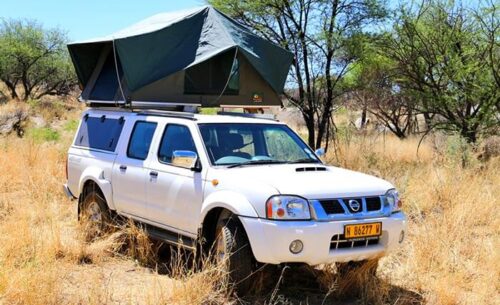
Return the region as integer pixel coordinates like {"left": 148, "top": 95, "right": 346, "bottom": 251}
{"left": 136, "top": 110, "right": 197, "bottom": 121}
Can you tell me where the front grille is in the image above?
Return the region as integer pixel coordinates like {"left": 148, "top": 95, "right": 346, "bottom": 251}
{"left": 320, "top": 199, "right": 345, "bottom": 214}
{"left": 366, "top": 197, "right": 382, "bottom": 211}
{"left": 330, "top": 234, "right": 379, "bottom": 250}
{"left": 318, "top": 196, "right": 383, "bottom": 215}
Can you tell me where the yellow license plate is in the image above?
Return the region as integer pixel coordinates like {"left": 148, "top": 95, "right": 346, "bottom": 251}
{"left": 344, "top": 222, "right": 382, "bottom": 239}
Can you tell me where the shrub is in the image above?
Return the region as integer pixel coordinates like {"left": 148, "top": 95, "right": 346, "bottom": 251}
{"left": 27, "top": 127, "right": 60, "bottom": 142}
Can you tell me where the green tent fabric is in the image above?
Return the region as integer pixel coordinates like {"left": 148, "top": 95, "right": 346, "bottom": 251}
{"left": 67, "top": 6, "right": 293, "bottom": 107}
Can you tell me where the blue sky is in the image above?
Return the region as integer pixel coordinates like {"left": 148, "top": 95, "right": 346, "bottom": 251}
{"left": 0, "top": 0, "right": 206, "bottom": 42}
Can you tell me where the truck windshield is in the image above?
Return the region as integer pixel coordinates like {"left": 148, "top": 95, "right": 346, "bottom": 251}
{"left": 198, "top": 123, "right": 320, "bottom": 166}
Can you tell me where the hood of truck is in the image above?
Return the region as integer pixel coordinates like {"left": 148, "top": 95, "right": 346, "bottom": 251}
{"left": 219, "top": 164, "right": 394, "bottom": 200}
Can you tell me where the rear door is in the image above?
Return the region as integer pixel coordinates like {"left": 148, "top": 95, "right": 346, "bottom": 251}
{"left": 146, "top": 122, "right": 205, "bottom": 235}
{"left": 112, "top": 119, "right": 159, "bottom": 218}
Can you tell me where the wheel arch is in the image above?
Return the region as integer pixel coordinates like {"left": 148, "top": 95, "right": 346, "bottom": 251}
{"left": 78, "top": 179, "right": 113, "bottom": 215}
{"left": 199, "top": 191, "right": 259, "bottom": 220}
{"left": 198, "top": 207, "right": 225, "bottom": 255}
{"left": 78, "top": 166, "right": 115, "bottom": 210}
{"left": 199, "top": 205, "right": 257, "bottom": 261}
{"left": 198, "top": 190, "right": 259, "bottom": 253}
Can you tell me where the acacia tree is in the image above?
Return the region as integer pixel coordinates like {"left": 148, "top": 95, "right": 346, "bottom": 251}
{"left": 345, "top": 37, "right": 419, "bottom": 139}
{"left": 383, "top": 0, "right": 499, "bottom": 143}
{"left": 210, "top": 0, "right": 386, "bottom": 149}
{"left": 0, "top": 19, "right": 76, "bottom": 101}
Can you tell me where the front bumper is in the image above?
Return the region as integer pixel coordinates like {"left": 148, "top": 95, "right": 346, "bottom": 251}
{"left": 239, "top": 212, "right": 406, "bottom": 266}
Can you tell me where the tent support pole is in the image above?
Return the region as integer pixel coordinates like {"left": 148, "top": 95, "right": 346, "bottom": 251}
{"left": 112, "top": 39, "right": 127, "bottom": 107}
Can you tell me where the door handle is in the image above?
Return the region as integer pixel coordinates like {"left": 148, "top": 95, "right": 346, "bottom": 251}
{"left": 149, "top": 171, "right": 158, "bottom": 178}
{"left": 119, "top": 165, "right": 127, "bottom": 171}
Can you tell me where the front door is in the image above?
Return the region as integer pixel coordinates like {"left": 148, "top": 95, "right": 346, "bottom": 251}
{"left": 146, "top": 124, "right": 204, "bottom": 235}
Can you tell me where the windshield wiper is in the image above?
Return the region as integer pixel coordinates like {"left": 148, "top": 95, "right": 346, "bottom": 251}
{"left": 286, "top": 158, "right": 321, "bottom": 164}
{"left": 227, "top": 160, "right": 286, "bottom": 168}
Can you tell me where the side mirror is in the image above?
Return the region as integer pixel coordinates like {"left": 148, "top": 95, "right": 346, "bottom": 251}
{"left": 172, "top": 150, "right": 201, "bottom": 171}
{"left": 315, "top": 148, "right": 325, "bottom": 157}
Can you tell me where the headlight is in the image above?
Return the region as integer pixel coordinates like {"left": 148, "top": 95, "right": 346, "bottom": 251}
{"left": 385, "top": 189, "right": 402, "bottom": 213}
{"left": 266, "top": 195, "right": 311, "bottom": 220}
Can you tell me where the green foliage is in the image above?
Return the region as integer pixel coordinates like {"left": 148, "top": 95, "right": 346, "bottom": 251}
{"left": 27, "top": 127, "right": 60, "bottom": 142}
{"left": 63, "top": 119, "right": 79, "bottom": 132}
{"left": 346, "top": 34, "right": 418, "bottom": 139}
{"left": 383, "top": 0, "right": 499, "bottom": 142}
{"left": 0, "top": 19, "right": 76, "bottom": 101}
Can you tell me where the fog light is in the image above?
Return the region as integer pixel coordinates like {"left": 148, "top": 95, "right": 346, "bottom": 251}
{"left": 399, "top": 230, "right": 405, "bottom": 243}
{"left": 289, "top": 240, "right": 303, "bottom": 254}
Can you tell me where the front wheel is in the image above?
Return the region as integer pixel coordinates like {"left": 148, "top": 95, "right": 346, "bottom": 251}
{"left": 214, "top": 215, "right": 254, "bottom": 295}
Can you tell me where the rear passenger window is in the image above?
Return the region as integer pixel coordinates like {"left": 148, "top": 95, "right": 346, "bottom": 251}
{"left": 158, "top": 125, "right": 197, "bottom": 164}
{"left": 75, "top": 115, "right": 124, "bottom": 151}
{"left": 127, "top": 121, "right": 157, "bottom": 160}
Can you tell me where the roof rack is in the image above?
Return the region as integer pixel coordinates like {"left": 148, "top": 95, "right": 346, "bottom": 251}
{"left": 81, "top": 98, "right": 201, "bottom": 110}
{"left": 136, "top": 110, "right": 197, "bottom": 121}
{"left": 83, "top": 99, "right": 279, "bottom": 122}
{"left": 217, "top": 111, "right": 277, "bottom": 121}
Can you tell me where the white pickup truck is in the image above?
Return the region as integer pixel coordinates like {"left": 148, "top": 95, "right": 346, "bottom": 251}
{"left": 64, "top": 108, "right": 406, "bottom": 293}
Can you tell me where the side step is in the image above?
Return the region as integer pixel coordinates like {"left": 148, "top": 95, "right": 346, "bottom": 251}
{"left": 142, "top": 223, "right": 197, "bottom": 250}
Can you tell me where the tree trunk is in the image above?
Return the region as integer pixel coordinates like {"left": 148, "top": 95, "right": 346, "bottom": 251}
{"left": 361, "top": 105, "right": 367, "bottom": 129}
{"left": 394, "top": 129, "right": 407, "bottom": 139}
{"left": 21, "top": 73, "right": 32, "bottom": 101}
{"left": 316, "top": 116, "right": 327, "bottom": 149}
{"left": 461, "top": 126, "right": 477, "bottom": 143}
{"left": 3, "top": 80, "right": 19, "bottom": 100}
{"left": 303, "top": 112, "right": 316, "bottom": 149}
{"left": 422, "top": 112, "right": 432, "bottom": 130}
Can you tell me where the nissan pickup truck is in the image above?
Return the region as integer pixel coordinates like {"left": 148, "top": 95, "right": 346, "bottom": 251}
{"left": 64, "top": 108, "right": 406, "bottom": 293}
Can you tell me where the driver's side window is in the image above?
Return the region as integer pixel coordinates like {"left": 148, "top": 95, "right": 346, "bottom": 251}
{"left": 158, "top": 124, "right": 197, "bottom": 164}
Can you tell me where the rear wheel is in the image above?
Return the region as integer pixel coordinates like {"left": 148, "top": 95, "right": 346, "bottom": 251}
{"left": 80, "top": 190, "right": 112, "bottom": 241}
{"left": 214, "top": 214, "right": 254, "bottom": 295}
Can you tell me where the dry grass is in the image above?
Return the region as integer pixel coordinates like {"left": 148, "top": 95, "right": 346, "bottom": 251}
{"left": 0, "top": 108, "right": 498, "bottom": 304}
{"left": 325, "top": 134, "right": 500, "bottom": 305}
{"left": 0, "top": 130, "right": 229, "bottom": 305}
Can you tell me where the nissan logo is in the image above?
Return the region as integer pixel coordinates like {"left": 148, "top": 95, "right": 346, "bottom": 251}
{"left": 348, "top": 199, "right": 361, "bottom": 212}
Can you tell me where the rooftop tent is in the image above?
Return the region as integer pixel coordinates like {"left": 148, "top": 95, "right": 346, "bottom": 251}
{"left": 67, "top": 6, "right": 293, "bottom": 108}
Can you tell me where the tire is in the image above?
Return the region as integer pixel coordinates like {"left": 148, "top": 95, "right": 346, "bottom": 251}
{"left": 336, "top": 259, "right": 379, "bottom": 278}
{"left": 214, "top": 215, "right": 254, "bottom": 295}
{"left": 80, "top": 190, "right": 112, "bottom": 241}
